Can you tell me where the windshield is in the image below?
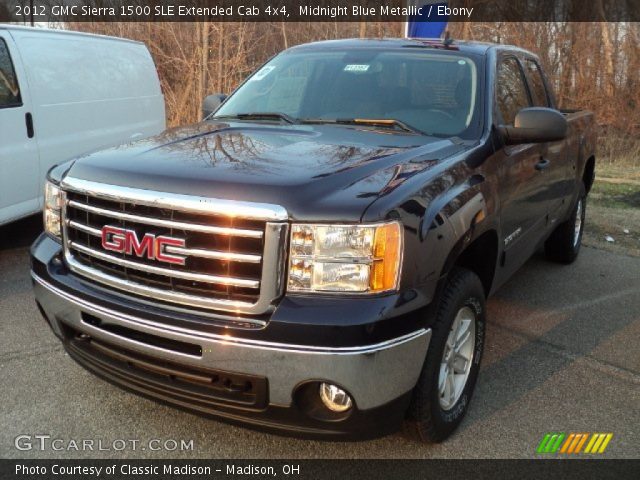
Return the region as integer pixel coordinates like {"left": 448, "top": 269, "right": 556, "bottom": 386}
{"left": 215, "top": 49, "right": 481, "bottom": 138}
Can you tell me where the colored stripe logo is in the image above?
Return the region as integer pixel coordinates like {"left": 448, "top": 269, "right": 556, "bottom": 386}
{"left": 537, "top": 433, "right": 613, "bottom": 454}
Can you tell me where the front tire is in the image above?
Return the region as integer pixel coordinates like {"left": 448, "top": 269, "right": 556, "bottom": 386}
{"left": 406, "top": 267, "right": 486, "bottom": 443}
{"left": 545, "top": 183, "right": 587, "bottom": 264}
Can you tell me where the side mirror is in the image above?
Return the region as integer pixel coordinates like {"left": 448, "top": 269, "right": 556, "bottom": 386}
{"left": 202, "top": 94, "right": 227, "bottom": 120}
{"left": 500, "top": 107, "right": 567, "bottom": 145}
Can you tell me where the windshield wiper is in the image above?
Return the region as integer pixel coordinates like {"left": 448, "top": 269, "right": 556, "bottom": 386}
{"left": 301, "top": 118, "right": 425, "bottom": 135}
{"left": 211, "top": 112, "right": 296, "bottom": 124}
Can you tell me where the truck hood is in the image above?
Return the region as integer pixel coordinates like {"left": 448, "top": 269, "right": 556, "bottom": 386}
{"left": 65, "top": 121, "right": 469, "bottom": 222}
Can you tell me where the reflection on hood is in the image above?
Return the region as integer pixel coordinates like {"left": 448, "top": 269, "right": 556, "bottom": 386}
{"left": 66, "top": 121, "right": 469, "bottom": 221}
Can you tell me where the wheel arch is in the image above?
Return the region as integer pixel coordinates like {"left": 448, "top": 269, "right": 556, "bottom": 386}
{"left": 440, "top": 229, "right": 500, "bottom": 298}
{"left": 583, "top": 155, "right": 595, "bottom": 193}
{"left": 419, "top": 177, "right": 499, "bottom": 299}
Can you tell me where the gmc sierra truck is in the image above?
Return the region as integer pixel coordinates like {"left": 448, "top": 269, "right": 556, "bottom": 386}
{"left": 31, "top": 39, "right": 596, "bottom": 442}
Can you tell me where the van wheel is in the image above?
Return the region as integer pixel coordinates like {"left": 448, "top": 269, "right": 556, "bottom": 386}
{"left": 406, "top": 267, "right": 485, "bottom": 443}
{"left": 545, "top": 183, "right": 586, "bottom": 264}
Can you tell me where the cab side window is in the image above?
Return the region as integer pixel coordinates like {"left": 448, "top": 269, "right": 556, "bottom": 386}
{"left": 0, "top": 39, "right": 22, "bottom": 108}
{"left": 496, "top": 57, "right": 530, "bottom": 125}
{"left": 524, "top": 59, "right": 549, "bottom": 107}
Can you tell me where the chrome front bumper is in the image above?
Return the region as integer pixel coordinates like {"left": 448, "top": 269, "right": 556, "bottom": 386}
{"left": 33, "top": 274, "right": 431, "bottom": 411}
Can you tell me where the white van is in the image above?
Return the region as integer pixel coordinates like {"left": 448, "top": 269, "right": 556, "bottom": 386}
{"left": 0, "top": 25, "right": 165, "bottom": 225}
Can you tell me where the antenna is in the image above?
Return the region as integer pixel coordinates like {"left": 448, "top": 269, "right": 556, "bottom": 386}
{"left": 443, "top": 30, "right": 454, "bottom": 46}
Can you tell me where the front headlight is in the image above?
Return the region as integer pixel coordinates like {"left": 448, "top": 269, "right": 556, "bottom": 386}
{"left": 288, "top": 221, "right": 403, "bottom": 294}
{"left": 44, "top": 180, "right": 63, "bottom": 241}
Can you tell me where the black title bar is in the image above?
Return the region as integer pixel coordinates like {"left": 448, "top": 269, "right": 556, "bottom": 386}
{"left": 2, "top": 0, "right": 640, "bottom": 22}
{"left": 2, "top": 459, "right": 640, "bottom": 480}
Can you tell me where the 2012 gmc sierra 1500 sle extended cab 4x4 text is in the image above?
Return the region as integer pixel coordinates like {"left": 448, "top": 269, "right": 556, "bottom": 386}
{"left": 31, "top": 39, "right": 596, "bottom": 442}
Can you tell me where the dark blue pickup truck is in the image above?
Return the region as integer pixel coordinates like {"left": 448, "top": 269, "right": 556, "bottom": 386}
{"left": 32, "top": 38, "right": 595, "bottom": 442}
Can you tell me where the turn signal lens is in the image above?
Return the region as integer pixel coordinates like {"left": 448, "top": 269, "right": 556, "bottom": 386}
{"left": 371, "top": 222, "right": 402, "bottom": 292}
{"left": 288, "top": 221, "right": 403, "bottom": 294}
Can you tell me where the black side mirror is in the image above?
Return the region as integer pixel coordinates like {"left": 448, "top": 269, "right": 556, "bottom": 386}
{"left": 203, "top": 94, "right": 227, "bottom": 120}
{"left": 500, "top": 107, "right": 567, "bottom": 145}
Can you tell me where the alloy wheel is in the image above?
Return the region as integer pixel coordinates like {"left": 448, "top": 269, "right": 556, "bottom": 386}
{"left": 438, "top": 306, "right": 476, "bottom": 410}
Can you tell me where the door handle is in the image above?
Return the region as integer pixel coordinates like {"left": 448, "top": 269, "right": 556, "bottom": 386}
{"left": 535, "top": 158, "right": 550, "bottom": 171}
{"left": 25, "top": 112, "right": 34, "bottom": 138}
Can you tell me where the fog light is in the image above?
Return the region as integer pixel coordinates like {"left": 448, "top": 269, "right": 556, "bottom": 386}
{"left": 319, "top": 383, "right": 353, "bottom": 412}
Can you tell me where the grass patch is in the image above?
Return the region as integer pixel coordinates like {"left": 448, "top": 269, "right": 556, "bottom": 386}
{"left": 596, "top": 163, "right": 640, "bottom": 182}
{"left": 584, "top": 175, "right": 640, "bottom": 257}
{"left": 590, "top": 181, "right": 640, "bottom": 210}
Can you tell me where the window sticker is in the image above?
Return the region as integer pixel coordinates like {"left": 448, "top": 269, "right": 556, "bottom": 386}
{"left": 250, "top": 65, "right": 275, "bottom": 81}
{"left": 344, "top": 64, "right": 370, "bottom": 72}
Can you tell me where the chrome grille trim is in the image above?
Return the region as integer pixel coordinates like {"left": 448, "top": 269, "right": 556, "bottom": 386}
{"left": 64, "top": 255, "right": 261, "bottom": 312}
{"left": 165, "top": 245, "right": 262, "bottom": 263}
{"left": 67, "top": 220, "right": 101, "bottom": 237}
{"left": 67, "top": 200, "right": 263, "bottom": 238}
{"left": 60, "top": 177, "right": 288, "bottom": 221}
{"left": 65, "top": 220, "right": 262, "bottom": 263}
{"left": 60, "top": 178, "right": 289, "bottom": 315}
{"left": 68, "top": 241, "right": 261, "bottom": 288}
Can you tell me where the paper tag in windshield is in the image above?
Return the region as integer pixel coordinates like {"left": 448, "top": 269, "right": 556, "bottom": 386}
{"left": 344, "top": 64, "right": 370, "bottom": 72}
{"left": 250, "top": 66, "right": 275, "bottom": 81}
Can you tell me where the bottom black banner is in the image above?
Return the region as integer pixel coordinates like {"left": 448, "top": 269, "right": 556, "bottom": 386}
{"left": 1, "top": 459, "right": 639, "bottom": 480}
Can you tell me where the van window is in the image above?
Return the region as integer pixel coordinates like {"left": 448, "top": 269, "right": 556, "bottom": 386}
{"left": 496, "top": 57, "right": 531, "bottom": 125}
{"left": 525, "top": 60, "right": 549, "bottom": 107}
{"left": 0, "top": 39, "right": 21, "bottom": 108}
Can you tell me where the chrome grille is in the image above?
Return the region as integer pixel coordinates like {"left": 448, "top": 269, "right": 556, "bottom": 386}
{"left": 60, "top": 177, "right": 288, "bottom": 315}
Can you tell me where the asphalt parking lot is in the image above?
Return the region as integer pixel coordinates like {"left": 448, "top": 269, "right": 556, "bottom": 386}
{"left": 1, "top": 215, "right": 638, "bottom": 459}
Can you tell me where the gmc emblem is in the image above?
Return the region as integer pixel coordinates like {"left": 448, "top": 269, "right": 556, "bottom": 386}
{"left": 101, "top": 226, "right": 186, "bottom": 266}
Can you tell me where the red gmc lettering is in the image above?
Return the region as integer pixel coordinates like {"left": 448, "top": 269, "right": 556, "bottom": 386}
{"left": 101, "top": 226, "right": 126, "bottom": 252}
{"left": 125, "top": 231, "right": 154, "bottom": 259}
{"left": 100, "top": 226, "right": 185, "bottom": 265}
{"left": 155, "top": 236, "right": 186, "bottom": 265}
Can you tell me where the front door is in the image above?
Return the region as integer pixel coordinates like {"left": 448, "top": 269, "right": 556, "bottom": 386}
{"left": 494, "top": 56, "right": 550, "bottom": 271}
{"left": 522, "top": 58, "right": 573, "bottom": 224}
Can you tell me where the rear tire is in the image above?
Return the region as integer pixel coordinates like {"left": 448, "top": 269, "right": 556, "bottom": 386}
{"left": 406, "top": 267, "right": 485, "bottom": 443}
{"left": 545, "top": 183, "right": 586, "bottom": 264}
